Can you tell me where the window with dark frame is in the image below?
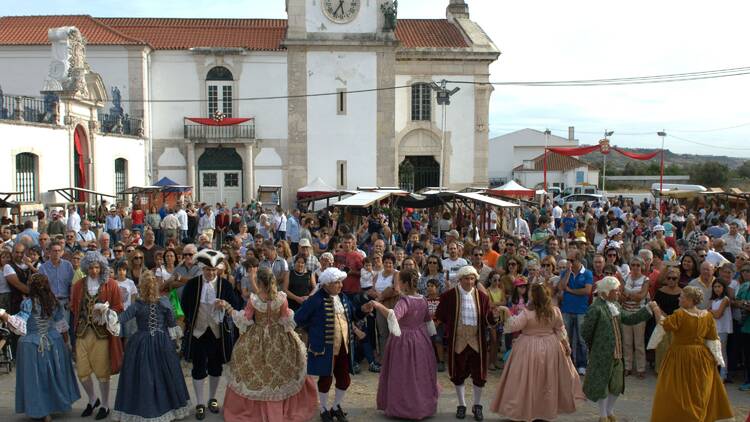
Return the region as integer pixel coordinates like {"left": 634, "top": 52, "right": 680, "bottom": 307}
{"left": 337, "top": 160, "right": 347, "bottom": 189}
{"left": 115, "top": 158, "right": 128, "bottom": 202}
{"left": 206, "top": 66, "right": 234, "bottom": 118}
{"left": 15, "top": 152, "right": 38, "bottom": 202}
{"left": 411, "top": 83, "right": 432, "bottom": 121}
{"left": 336, "top": 89, "right": 347, "bottom": 115}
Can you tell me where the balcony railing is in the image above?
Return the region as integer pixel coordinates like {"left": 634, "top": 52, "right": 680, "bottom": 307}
{"left": 0, "top": 94, "right": 56, "bottom": 123}
{"left": 98, "top": 113, "right": 144, "bottom": 137}
{"left": 184, "top": 121, "right": 256, "bottom": 140}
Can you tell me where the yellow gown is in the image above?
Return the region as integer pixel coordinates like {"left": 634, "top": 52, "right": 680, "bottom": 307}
{"left": 651, "top": 309, "right": 733, "bottom": 422}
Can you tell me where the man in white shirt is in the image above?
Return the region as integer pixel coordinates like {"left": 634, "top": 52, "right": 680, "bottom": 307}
{"left": 76, "top": 220, "right": 97, "bottom": 249}
{"left": 435, "top": 266, "right": 500, "bottom": 421}
{"left": 513, "top": 213, "right": 530, "bottom": 240}
{"left": 175, "top": 205, "right": 189, "bottom": 241}
{"left": 442, "top": 241, "right": 469, "bottom": 289}
{"left": 67, "top": 206, "right": 81, "bottom": 233}
{"left": 552, "top": 203, "right": 563, "bottom": 234}
{"left": 721, "top": 222, "right": 746, "bottom": 257}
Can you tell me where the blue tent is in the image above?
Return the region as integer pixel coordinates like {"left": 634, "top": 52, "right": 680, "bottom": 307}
{"left": 154, "top": 177, "right": 192, "bottom": 192}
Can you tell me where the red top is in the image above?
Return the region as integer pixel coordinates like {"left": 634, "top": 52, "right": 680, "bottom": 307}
{"left": 131, "top": 209, "right": 145, "bottom": 225}
{"left": 334, "top": 251, "right": 363, "bottom": 294}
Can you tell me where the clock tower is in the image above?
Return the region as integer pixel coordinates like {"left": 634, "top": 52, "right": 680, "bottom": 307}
{"left": 285, "top": 0, "right": 397, "bottom": 204}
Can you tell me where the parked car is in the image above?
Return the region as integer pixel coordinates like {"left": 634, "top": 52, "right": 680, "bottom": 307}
{"left": 560, "top": 193, "right": 603, "bottom": 210}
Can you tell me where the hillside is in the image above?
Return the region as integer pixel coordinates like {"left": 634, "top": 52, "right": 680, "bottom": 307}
{"left": 578, "top": 147, "right": 747, "bottom": 170}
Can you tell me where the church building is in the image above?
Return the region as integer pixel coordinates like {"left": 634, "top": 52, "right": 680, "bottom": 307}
{"left": 0, "top": 0, "right": 499, "bottom": 207}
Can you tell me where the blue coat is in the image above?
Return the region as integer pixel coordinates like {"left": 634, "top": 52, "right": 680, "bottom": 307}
{"left": 294, "top": 289, "right": 365, "bottom": 376}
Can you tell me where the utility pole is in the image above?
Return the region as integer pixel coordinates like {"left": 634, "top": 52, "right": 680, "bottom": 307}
{"left": 602, "top": 130, "right": 614, "bottom": 193}
{"left": 543, "top": 128, "right": 551, "bottom": 199}
{"left": 431, "top": 79, "right": 460, "bottom": 189}
{"left": 657, "top": 130, "right": 667, "bottom": 213}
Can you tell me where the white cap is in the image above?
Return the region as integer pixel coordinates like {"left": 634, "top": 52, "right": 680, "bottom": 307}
{"left": 318, "top": 267, "right": 347, "bottom": 286}
{"left": 456, "top": 265, "right": 479, "bottom": 280}
{"left": 653, "top": 225, "right": 665, "bottom": 232}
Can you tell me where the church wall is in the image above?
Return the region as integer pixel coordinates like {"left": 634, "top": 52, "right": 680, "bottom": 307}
{"left": 394, "top": 73, "right": 476, "bottom": 187}
{"left": 0, "top": 45, "right": 133, "bottom": 115}
{"left": 236, "top": 52, "right": 288, "bottom": 140}
{"left": 94, "top": 133, "right": 147, "bottom": 197}
{"left": 305, "top": 0, "right": 379, "bottom": 34}
{"left": 150, "top": 51, "right": 202, "bottom": 140}
{"left": 306, "top": 50, "right": 377, "bottom": 190}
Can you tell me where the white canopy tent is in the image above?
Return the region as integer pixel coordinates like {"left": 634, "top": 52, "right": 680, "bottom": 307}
{"left": 455, "top": 192, "right": 519, "bottom": 208}
{"left": 333, "top": 191, "right": 391, "bottom": 208}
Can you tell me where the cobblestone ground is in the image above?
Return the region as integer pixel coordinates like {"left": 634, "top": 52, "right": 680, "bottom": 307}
{"left": 0, "top": 364, "right": 747, "bottom": 421}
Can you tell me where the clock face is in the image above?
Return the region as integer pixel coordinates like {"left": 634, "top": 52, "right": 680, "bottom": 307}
{"left": 322, "top": 0, "right": 361, "bottom": 24}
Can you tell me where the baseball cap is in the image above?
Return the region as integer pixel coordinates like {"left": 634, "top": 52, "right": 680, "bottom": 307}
{"left": 299, "top": 238, "right": 312, "bottom": 248}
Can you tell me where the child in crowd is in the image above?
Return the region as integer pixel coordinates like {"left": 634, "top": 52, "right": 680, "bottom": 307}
{"left": 360, "top": 257, "right": 375, "bottom": 291}
{"left": 710, "top": 279, "right": 733, "bottom": 381}
{"left": 114, "top": 260, "right": 138, "bottom": 339}
{"left": 425, "top": 279, "right": 445, "bottom": 372}
{"left": 487, "top": 271, "right": 505, "bottom": 370}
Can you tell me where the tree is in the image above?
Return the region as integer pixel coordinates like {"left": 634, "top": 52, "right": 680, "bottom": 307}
{"left": 689, "top": 161, "right": 729, "bottom": 187}
{"left": 737, "top": 160, "right": 750, "bottom": 179}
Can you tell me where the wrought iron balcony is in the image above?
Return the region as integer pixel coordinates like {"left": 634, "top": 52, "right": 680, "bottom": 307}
{"left": 184, "top": 119, "right": 256, "bottom": 140}
{"left": 0, "top": 93, "right": 57, "bottom": 123}
{"left": 98, "top": 113, "right": 144, "bottom": 137}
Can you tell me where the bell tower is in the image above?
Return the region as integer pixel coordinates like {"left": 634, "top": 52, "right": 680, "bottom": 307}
{"left": 285, "top": 0, "right": 398, "bottom": 205}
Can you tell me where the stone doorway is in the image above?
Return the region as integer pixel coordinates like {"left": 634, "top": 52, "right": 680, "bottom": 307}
{"left": 399, "top": 156, "right": 439, "bottom": 192}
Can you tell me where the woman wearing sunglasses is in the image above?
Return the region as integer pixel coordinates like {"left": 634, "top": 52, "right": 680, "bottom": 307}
{"left": 653, "top": 266, "right": 682, "bottom": 374}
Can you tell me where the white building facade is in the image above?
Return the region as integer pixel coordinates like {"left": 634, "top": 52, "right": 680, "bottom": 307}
{"left": 0, "top": 0, "right": 499, "bottom": 207}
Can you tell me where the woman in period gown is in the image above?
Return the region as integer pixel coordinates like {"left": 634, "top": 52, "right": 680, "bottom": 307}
{"left": 219, "top": 268, "right": 318, "bottom": 422}
{"left": 1, "top": 274, "right": 80, "bottom": 421}
{"left": 109, "top": 271, "right": 191, "bottom": 422}
{"left": 370, "top": 268, "right": 439, "bottom": 420}
{"left": 491, "top": 283, "right": 584, "bottom": 422}
{"left": 651, "top": 285, "right": 733, "bottom": 422}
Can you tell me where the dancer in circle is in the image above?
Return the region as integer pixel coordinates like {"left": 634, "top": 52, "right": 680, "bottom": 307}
{"left": 435, "top": 266, "right": 499, "bottom": 421}
{"left": 180, "top": 249, "right": 242, "bottom": 420}
{"left": 108, "top": 270, "right": 192, "bottom": 422}
{"left": 1, "top": 273, "right": 80, "bottom": 422}
{"left": 370, "top": 268, "right": 440, "bottom": 420}
{"left": 294, "top": 267, "right": 371, "bottom": 422}
{"left": 491, "top": 283, "right": 584, "bottom": 421}
{"left": 650, "top": 285, "right": 733, "bottom": 422}
{"left": 219, "top": 267, "right": 318, "bottom": 422}
{"left": 581, "top": 276, "right": 659, "bottom": 422}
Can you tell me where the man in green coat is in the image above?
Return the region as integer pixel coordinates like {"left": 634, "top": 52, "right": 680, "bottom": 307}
{"left": 581, "top": 276, "right": 662, "bottom": 422}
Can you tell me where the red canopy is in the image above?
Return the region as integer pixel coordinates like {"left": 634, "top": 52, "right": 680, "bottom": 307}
{"left": 186, "top": 117, "right": 252, "bottom": 126}
{"left": 486, "top": 180, "right": 535, "bottom": 198}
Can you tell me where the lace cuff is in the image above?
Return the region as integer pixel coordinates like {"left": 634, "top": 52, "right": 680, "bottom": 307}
{"left": 386, "top": 309, "right": 401, "bottom": 337}
{"left": 230, "top": 310, "right": 254, "bottom": 334}
{"left": 503, "top": 314, "right": 519, "bottom": 333}
{"left": 705, "top": 339, "right": 726, "bottom": 367}
{"left": 279, "top": 315, "right": 297, "bottom": 333}
{"left": 647, "top": 324, "right": 666, "bottom": 350}
{"left": 426, "top": 320, "right": 437, "bottom": 337}
{"left": 556, "top": 327, "right": 568, "bottom": 343}
{"left": 6, "top": 315, "right": 27, "bottom": 336}
{"left": 104, "top": 309, "right": 120, "bottom": 337}
{"left": 55, "top": 318, "right": 69, "bottom": 334}
{"left": 168, "top": 325, "right": 184, "bottom": 340}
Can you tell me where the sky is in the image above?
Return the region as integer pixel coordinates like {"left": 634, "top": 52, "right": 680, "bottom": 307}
{"left": 7, "top": 0, "right": 750, "bottom": 158}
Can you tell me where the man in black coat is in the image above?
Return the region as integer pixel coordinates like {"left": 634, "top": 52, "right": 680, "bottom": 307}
{"left": 181, "top": 249, "right": 242, "bottom": 420}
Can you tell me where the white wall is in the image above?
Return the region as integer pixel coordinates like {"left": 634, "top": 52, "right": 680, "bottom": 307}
{"left": 394, "top": 74, "right": 476, "bottom": 185}
{"left": 149, "top": 51, "right": 288, "bottom": 141}
{"left": 0, "top": 45, "right": 134, "bottom": 115}
{"left": 514, "top": 167, "right": 598, "bottom": 190}
{"left": 94, "top": 134, "right": 147, "bottom": 195}
{"left": 305, "top": 0, "right": 379, "bottom": 33}
{"left": 307, "top": 51, "right": 377, "bottom": 189}
{"left": 0, "top": 121, "right": 145, "bottom": 203}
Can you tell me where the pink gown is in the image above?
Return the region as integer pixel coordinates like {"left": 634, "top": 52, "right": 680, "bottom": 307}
{"left": 377, "top": 295, "right": 440, "bottom": 420}
{"left": 223, "top": 292, "right": 318, "bottom": 422}
{"left": 491, "top": 307, "right": 584, "bottom": 422}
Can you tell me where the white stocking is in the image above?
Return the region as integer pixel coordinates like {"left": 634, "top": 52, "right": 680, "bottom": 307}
{"left": 333, "top": 388, "right": 346, "bottom": 408}
{"left": 99, "top": 379, "right": 110, "bottom": 409}
{"left": 597, "top": 398, "right": 608, "bottom": 417}
{"left": 80, "top": 376, "right": 97, "bottom": 405}
{"left": 208, "top": 376, "right": 221, "bottom": 400}
{"left": 192, "top": 378, "right": 205, "bottom": 406}
{"left": 472, "top": 385, "right": 483, "bottom": 407}
{"left": 318, "top": 392, "right": 329, "bottom": 412}
{"left": 455, "top": 384, "right": 466, "bottom": 407}
{"left": 606, "top": 394, "right": 618, "bottom": 416}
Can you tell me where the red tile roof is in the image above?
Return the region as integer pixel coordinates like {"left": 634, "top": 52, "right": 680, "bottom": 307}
{"left": 0, "top": 16, "right": 469, "bottom": 50}
{"left": 513, "top": 152, "right": 591, "bottom": 172}
{"left": 0, "top": 15, "right": 145, "bottom": 46}
{"left": 395, "top": 19, "right": 468, "bottom": 48}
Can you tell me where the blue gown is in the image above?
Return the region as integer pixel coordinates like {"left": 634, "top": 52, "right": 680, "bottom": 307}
{"left": 112, "top": 298, "right": 191, "bottom": 422}
{"left": 13, "top": 298, "right": 80, "bottom": 418}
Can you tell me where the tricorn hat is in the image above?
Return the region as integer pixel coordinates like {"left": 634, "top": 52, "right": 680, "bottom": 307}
{"left": 195, "top": 249, "right": 225, "bottom": 268}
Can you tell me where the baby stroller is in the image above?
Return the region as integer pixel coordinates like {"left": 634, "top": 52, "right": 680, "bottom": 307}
{"left": 0, "top": 325, "right": 14, "bottom": 373}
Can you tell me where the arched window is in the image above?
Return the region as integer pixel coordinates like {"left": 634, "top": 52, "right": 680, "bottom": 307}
{"left": 15, "top": 153, "right": 38, "bottom": 202}
{"left": 115, "top": 158, "right": 128, "bottom": 201}
{"left": 411, "top": 83, "right": 432, "bottom": 121}
{"left": 206, "top": 66, "right": 234, "bottom": 118}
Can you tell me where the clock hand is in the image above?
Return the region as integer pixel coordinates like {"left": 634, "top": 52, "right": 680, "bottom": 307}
{"left": 333, "top": 0, "right": 344, "bottom": 17}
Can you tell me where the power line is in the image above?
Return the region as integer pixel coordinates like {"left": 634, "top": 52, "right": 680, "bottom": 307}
{"left": 667, "top": 134, "right": 750, "bottom": 151}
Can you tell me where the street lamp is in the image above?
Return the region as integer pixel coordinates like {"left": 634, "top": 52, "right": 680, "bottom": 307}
{"left": 543, "top": 129, "right": 551, "bottom": 198}
{"left": 601, "top": 130, "right": 614, "bottom": 193}
{"left": 431, "top": 79, "right": 460, "bottom": 189}
{"left": 657, "top": 130, "right": 667, "bottom": 211}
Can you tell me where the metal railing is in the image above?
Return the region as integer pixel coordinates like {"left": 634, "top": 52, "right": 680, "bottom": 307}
{"left": 0, "top": 94, "right": 55, "bottom": 123}
{"left": 184, "top": 122, "right": 256, "bottom": 140}
{"left": 98, "top": 113, "right": 144, "bottom": 137}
